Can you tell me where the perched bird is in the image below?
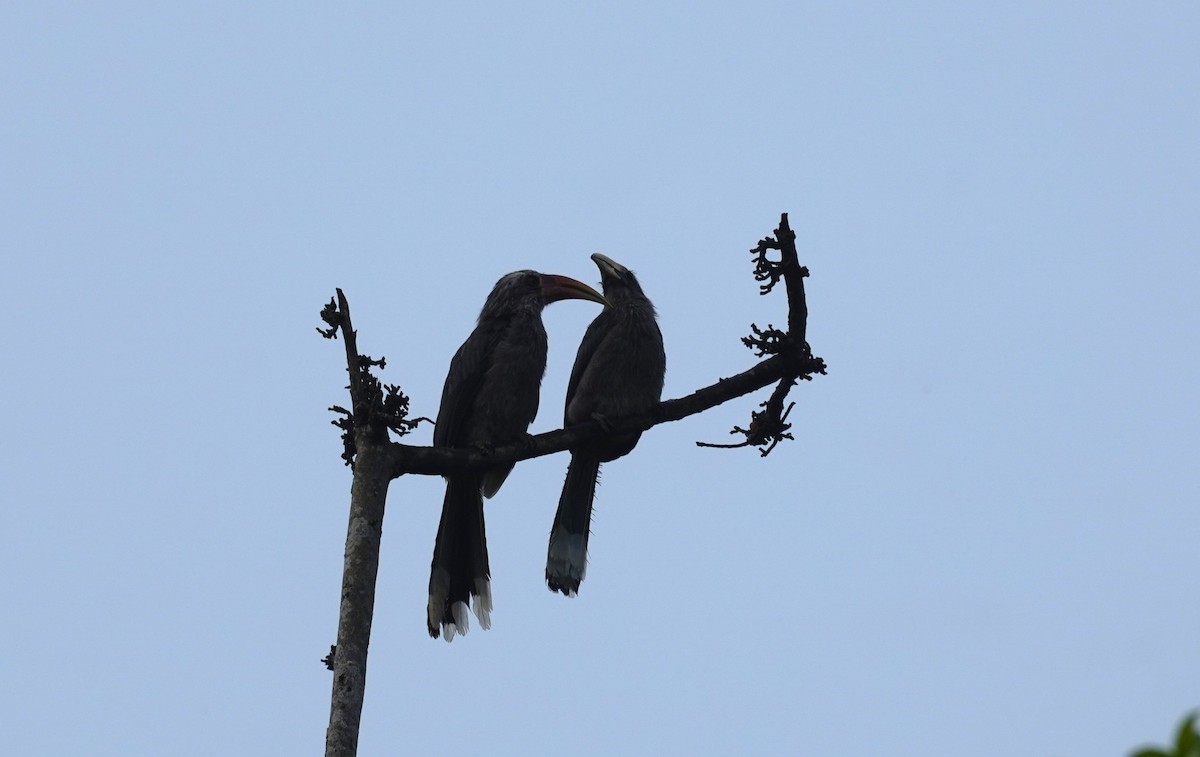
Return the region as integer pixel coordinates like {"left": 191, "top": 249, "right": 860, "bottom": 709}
{"left": 428, "top": 270, "right": 606, "bottom": 640}
{"left": 546, "top": 254, "right": 666, "bottom": 596}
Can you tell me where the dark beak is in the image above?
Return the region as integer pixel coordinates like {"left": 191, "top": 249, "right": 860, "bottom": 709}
{"left": 590, "top": 253, "right": 628, "bottom": 284}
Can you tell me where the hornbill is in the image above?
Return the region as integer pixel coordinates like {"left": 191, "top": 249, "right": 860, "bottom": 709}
{"left": 546, "top": 254, "right": 665, "bottom": 596}
{"left": 428, "top": 270, "right": 606, "bottom": 640}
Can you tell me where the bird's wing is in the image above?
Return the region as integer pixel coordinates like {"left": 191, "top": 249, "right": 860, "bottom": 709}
{"left": 434, "top": 319, "right": 504, "bottom": 448}
{"left": 563, "top": 310, "right": 613, "bottom": 422}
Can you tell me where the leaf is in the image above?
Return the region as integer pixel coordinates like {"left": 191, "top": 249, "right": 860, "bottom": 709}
{"left": 1176, "top": 712, "right": 1200, "bottom": 757}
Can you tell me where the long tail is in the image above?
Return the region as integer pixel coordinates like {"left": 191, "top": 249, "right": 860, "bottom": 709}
{"left": 546, "top": 452, "right": 601, "bottom": 596}
{"left": 427, "top": 476, "right": 491, "bottom": 640}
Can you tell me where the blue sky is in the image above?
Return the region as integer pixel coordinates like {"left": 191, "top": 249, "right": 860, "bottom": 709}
{"left": 3, "top": 3, "right": 1197, "bottom": 755}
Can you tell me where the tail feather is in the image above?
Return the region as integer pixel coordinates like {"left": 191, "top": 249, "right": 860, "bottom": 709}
{"left": 428, "top": 476, "right": 491, "bottom": 640}
{"left": 546, "top": 453, "right": 601, "bottom": 596}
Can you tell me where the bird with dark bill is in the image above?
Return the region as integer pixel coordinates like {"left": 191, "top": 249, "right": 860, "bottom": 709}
{"left": 428, "top": 270, "right": 607, "bottom": 640}
{"left": 546, "top": 254, "right": 666, "bottom": 596}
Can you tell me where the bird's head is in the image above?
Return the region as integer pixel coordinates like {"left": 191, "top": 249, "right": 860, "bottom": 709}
{"left": 480, "top": 270, "right": 607, "bottom": 319}
{"left": 590, "top": 253, "right": 649, "bottom": 306}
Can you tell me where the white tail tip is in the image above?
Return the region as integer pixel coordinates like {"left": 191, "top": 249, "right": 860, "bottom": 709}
{"left": 546, "top": 528, "right": 587, "bottom": 595}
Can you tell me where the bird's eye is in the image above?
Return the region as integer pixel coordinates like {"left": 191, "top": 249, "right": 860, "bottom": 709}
{"left": 522, "top": 272, "right": 541, "bottom": 289}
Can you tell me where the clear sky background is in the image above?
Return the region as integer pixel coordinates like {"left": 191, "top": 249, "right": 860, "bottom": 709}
{"left": 3, "top": 3, "right": 1197, "bottom": 756}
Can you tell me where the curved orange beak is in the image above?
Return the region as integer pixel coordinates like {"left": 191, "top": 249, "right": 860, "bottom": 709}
{"left": 540, "top": 273, "right": 608, "bottom": 306}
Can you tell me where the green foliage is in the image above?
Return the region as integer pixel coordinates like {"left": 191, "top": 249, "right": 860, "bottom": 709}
{"left": 1130, "top": 712, "right": 1200, "bottom": 757}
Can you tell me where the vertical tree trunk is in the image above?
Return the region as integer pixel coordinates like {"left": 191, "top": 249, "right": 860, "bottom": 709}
{"left": 325, "top": 436, "right": 391, "bottom": 757}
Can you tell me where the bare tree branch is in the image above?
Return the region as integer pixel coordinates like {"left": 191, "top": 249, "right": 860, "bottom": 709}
{"left": 700, "top": 212, "right": 819, "bottom": 454}
{"left": 387, "top": 352, "right": 824, "bottom": 477}
{"left": 321, "top": 290, "right": 411, "bottom": 757}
